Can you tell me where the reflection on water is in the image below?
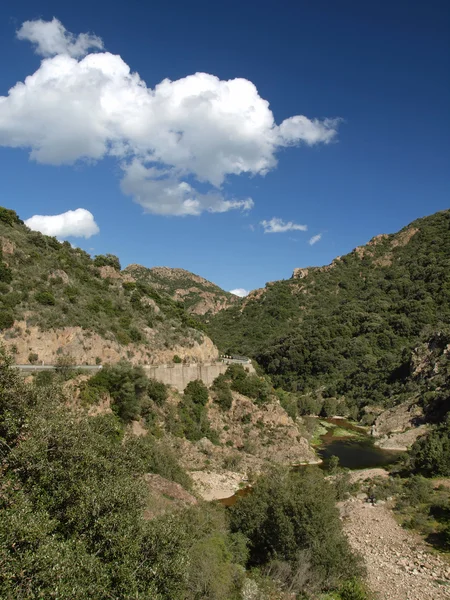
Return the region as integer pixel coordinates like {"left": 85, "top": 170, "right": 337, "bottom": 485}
{"left": 316, "top": 418, "right": 403, "bottom": 470}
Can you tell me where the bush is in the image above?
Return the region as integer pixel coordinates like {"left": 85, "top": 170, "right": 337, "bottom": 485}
{"left": 147, "top": 378, "right": 168, "bottom": 406}
{"left": 408, "top": 417, "right": 450, "bottom": 476}
{"left": 215, "top": 386, "right": 233, "bottom": 411}
{"left": 184, "top": 379, "right": 209, "bottom": 406}
{"left": 339, "top": 578, "right": 371, "bottom": 600}
{"left": 230, "top": 467, "right": 362, "bottom": 591}
{"left": 28, "top": 352, "right": 39, "bottom": 364}
{"left": 35, "top": 290, "right": 56, "bottom": 306}
{"left": 173, "top": 354, "right": 182, "bottom": 363}
{"left": 404, "top": 475, "right": 433, "bottom": 504}
{"left": 0, "top": 262, "right": 12, "bottom": 283}
{"left": 93, "top": 253, "right": 121, "bottom": 271}
{"left": 0, "top": 207, "right": 20, "bottom": 226}
{"left": 0, "top": 310, "right": 14, "bottom": 330}
{"left": 86, "top": 362, "right": 149, "bottom": 422}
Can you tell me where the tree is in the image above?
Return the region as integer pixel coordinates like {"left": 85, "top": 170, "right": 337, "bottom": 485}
{"left": 184, "top": 379, "right": 209, "bottom": 406}
{"left": 229, "top": 467, "right": 362, "bottom": 590}
{"left": 93, "top": 254, "right": 121, "bottom": 271}
{"left": 408, "top": 417, "right": 450, "bottom": 476}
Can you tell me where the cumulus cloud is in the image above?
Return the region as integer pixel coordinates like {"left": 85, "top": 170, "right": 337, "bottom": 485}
{"left": 17, "top": 18, "right": 104, "bottom": 58}
{"left": 120, "top": 160, "right": 253, "bottom": 216}
{"left": 2, "top": 19, "right": 341, "bottom": 217}
{"left": 25, "top": 208, "right": 100, "bottom": 238}
{"left": 230, "top": 288, "right": 249, "bottom": 297}
{"left": 260, "top": 217, "right": 307, "bottom": 234}
{"left": 309, "top": 233, "right": 322, "bottom": 245}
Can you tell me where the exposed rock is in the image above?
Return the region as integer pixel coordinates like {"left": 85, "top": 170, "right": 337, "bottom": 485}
{"left": 375, "top": 425, "right": 429, "bottom": 451}
{"left": 391, "top": 227, "right": 419, "bottom": 248}
{"left": 98, "top": 265, "right": 136, "bottom": 283}
{"left": 1, "top": 320, "right": 218, "bottom": 365}
{"left": 292, "top": 267, "right": 310, "bottom": 279}
{"left": 371, "top": 400, "right": 424, "bottom": 438}
{"left": 49, "top": 269, "right": 69, "bottom": 284}
{"left": 190, "top": 470, "right": 244, "bottom": 501}
{"left": 0, "top": 237, "right": 15, "bottom": 255}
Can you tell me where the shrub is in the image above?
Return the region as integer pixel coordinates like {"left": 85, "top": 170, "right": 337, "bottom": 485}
{"left": 184, "top": 379, "right": 209, "bottom": 406}
{"left": 215, "top": 386, "right": 233, "bottom": 411}
{"left": 28, "top": 352, "right": 39, "bottom": 364}
{"left": 0, "top": 206, "right": 20, "bottom": 226}
{"left": 229, "top": 467, "right": 362, "bottom": 590}
{"left": 408, "top": 416, "right": 450, "bottom": 476}
{"left": 64, "top": 286, "right": 79, "bottom": 303}
{"left": 86, "top": 361, "right": 149, "bottom": 423}
{"left": 35, "top": 290, "right": 56, "bottom": 306}
{"left": 339, "top": 578, "right": 371, "bottom": 600}
{"left": 0, "top": 262, "right": 12, "bottom": 283}
{"left": 404, "top": 475, "right": 433, "bottom": 504}
{"left": 0, "top": 310, "right": 14, "bottom": 330}
{"left": 147, "top": 378, "right": 168, "bottom": 406}
{"left": 34, "top": 370, "right": 55, "bottom": 387}
{"left": 93, "top": 253, "right": 121, "bottom": 271}
{"left": 173, "top": 354, "right": 182, "bottom": 363}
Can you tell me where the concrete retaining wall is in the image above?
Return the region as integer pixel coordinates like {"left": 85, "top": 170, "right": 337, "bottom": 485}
{"left": 143, "top": 361, "right": 254, "bottom": 391}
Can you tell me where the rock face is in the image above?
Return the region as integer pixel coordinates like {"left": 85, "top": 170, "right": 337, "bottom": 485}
{"left": 371, "top": 400, "right": 427, "bottom": 451}
{"left": 163, "top": 390, "right": 318, "bottom": 500}
{"left": 1, "top": 320, "right": 218, "bottom": 365}
{"left": 124, "top": 264, "right": 238, "bottom": 315}
{"left": 342, "top": 497, "right": 450, "bottom": 600}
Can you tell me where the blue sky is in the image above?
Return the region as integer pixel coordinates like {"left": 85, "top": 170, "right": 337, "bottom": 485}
{"left": 0, "top": 0, "right": 449, "bottom": 295}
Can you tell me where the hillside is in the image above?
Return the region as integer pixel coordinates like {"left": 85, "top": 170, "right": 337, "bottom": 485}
{"left": 0, "top": 207, "right": 216, "bottom": 365}
{"left": 207, "top": 210, "right": 450, "bottom": 418}
{"left": 124, "top": 264, "right": 237, "bottom": 315}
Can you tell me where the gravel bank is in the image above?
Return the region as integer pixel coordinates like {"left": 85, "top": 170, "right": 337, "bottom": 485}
{"left": 341, "top": 497, "right": 450, "bottom": 600}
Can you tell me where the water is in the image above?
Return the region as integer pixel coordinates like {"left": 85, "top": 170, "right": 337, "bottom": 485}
{"left": 219, "top": 417, "right": 403, "bottom": 506}
{"left": 315, "top": 418, "right": 403, "bottom": 470}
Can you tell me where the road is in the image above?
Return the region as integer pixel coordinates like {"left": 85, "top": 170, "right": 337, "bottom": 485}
{"left": 14, "top": 364, "right": 103, "bottom": 372}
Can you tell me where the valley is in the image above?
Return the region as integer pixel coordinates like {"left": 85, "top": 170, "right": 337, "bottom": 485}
{"left": 1, "top": 205, "right": 449, "bottom": 600}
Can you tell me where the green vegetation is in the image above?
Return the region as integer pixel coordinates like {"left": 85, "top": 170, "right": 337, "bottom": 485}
{"left": 0, "top": 206, "right": 204, "bottom": 352}
{"left": 176, "top": 379, "right": 219, "bottom": 442}
{"left": 125, "top": 264, "right": 236, "bottom": 315}
{"left": 229, "top": 467, "right": 365, "bottom": 596}
{"left": 367, "top": 475, "right": 450, "bottom": 552}
{"left": 408, "top": 416, "right": 450, "bottom": 477}
{"left": 208, "top": 210, "right": 450, "bottom": 419}
{"left": 0, "top": 351, "right": 364, "bottom": 598}
{"left": 81, "top": 361, "right": 168, "bottom": 423}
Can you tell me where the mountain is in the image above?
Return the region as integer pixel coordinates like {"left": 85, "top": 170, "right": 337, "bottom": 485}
{"left": 0, "top": 207, "right": 217, "bottom": 365}
{"left": 207, "top": 210, "right": 450, "bottom": 418}
{"left": 124, "top": 264, "right": 237, "bottom": 315}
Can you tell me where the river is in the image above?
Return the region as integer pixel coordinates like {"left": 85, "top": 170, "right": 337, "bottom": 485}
{"left": 219, "top": 417, "right": 403, "bottom": 507}
{"left": 314, "top": 417, "right": 403, "bottom": 469}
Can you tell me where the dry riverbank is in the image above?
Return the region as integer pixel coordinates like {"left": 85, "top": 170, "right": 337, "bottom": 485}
{"left": 341, "top": 497, "right": 450, "bottom": 599}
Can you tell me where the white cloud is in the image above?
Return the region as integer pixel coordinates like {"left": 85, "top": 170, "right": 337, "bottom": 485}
{"left": 261, "top": 217, "right": 307, "bottom": 234}
{"left": 120, "top": 160, "right": 253, "bottom": 216}
{"left": 17, "top": 18, "right": 104, "bottom": 58}
{"left": 25, "top": 208, "right": 100, "bottom": 239}
{"left": 1, "top": 19, "right": 341, "bottom": 217}
{"left": 309, "top": 233, "right": 322, "bottom": 245}
{"left": 230, "top": 288, "right": 249, "bottom": 297}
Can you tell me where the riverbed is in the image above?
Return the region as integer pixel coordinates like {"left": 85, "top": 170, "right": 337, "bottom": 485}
{"left": 218, "top": 418, "right": 403, "bottom": 506}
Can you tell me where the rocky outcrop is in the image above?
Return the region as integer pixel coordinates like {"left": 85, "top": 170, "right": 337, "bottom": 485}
{"left": 1, "top": 320, "right": 218, "bottom": 365}
{"left": 124, "top": 264, "right": 237, "bottom": 315}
